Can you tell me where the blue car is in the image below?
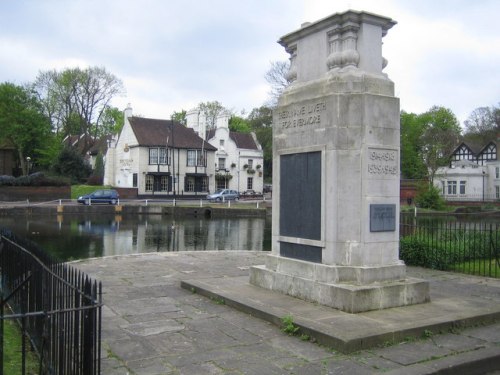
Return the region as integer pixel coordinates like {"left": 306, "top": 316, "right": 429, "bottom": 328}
{"left": 77, "top": 189, "right": 119, "bottom": 205}
{"left": 206, "top": 189, "right": 239, "bottom": 202}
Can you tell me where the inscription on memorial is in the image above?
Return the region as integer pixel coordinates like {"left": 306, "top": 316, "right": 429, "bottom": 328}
{"left": 367, "top": 148, "right": 398, "bottom": 176}
{"left": 370, "top": 204, "right": 396, "bottom": 232}
{"left": 277, "top": 102, "right": 327, "bottom": 129}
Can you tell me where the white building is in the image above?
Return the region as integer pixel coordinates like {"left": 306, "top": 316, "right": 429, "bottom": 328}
{"left": 186, "top": 108, "right": 264, "bottom": 193}
{"left": 104, "top": 105, "right": 217, "bottom": 197}
{"left": 434, "top": 141, "right": 500, "bottom": 201}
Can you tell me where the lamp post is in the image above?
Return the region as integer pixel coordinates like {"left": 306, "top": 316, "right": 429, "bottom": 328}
{"left": 482, "top": 170, "right": 486, "bottom": 202}
{"left": 26, "top": 156, "right": 31, "bottom": 175}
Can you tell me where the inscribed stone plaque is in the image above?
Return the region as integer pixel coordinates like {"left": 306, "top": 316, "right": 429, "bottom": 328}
{"left": 370, "top": 204, "right": 396, "bottom": 232}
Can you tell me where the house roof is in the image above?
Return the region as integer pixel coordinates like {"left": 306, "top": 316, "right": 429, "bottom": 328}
{"left": 206, "top": 129, "right": 259, "bottom": 150}
{"left": 230, "top": 132, "right": 259, "bottom": 150}
{"left": 129, "top": 117, "right": 216, "bottom": 151}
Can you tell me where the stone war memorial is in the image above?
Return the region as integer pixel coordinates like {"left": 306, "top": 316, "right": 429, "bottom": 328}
{"left": 250, "top": 10, "right": 430, "bottom": 313}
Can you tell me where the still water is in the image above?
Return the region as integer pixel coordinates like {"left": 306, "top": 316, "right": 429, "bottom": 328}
{"left": 0, "top": 214, "right": 272, "bottom": 262}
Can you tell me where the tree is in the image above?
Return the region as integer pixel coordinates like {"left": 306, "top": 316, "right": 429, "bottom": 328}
{"left": 171, "top": 110, "right": 187, "bottom": 126}
{"left": 33, "top": 66, "right": 125, "bottom": 153}
{"left": 419, "top": 106, "right": 461, "bottom": 184}
{"left": 99, "top": 106, "right": 124, "bottom": 135}
{"left": 265, "top": 61, "right": 291, "bottom": 107}
{"left": 198, "top": 101, "right": 228, "bottom": 131}
{"left": 400, "top": 111, "right": 427, "bottom": 179}
{"left": 0, "top": 82, "right": 51, "bottom": 175}
{"left": 462, "top": 104, "right": 500, "bottom": 145}
{"left": 228, "top": 115, "right": 251, "bottom": 133}
{"left": 247, "top": 106, "right": 273, "bottom": 179}
{"left": 52, "top": 147, "right": 92, "bottom": 183}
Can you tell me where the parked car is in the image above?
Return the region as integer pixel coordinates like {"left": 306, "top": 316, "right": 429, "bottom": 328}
{"left": 206, "top": 189, "right": 239, "bottom": 202}
{"left": 77, "top": 189, "right": 119, "bottom": 205}
{"left": 241, "top": 189, "right": 259, "bottom": 196}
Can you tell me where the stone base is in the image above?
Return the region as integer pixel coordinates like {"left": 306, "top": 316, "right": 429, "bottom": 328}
{"left": 249, "top": 255, "right": 430, "bottom": 313}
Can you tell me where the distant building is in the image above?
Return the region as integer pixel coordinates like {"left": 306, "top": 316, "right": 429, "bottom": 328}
{"left": 104, "top": 105, "right": 216, "bottom": 196}
{"left": 186, "top": 108, "right": 264, "bottom": 193}
{"left": 434, "top": 141, "right": 500, "bottom": 201}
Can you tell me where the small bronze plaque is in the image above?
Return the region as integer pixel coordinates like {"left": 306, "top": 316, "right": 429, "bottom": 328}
{"left": 370, "top": 204, "right": 396, "bottom": 232}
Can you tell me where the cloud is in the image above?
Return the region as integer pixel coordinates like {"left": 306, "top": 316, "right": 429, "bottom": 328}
{"left": 0, "top": 0, "right": 498, "bottom": 125}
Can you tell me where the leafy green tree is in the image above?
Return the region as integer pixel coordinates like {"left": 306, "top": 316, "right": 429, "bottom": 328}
{"left": 52, "top": 147, "right": 92, "bottom": 183}
{"left": 229, "top": 115, "right": 251, "bottom": 133}
{"left": 36, "top": 133, "right": 64, "bottom": 171}
{"left": 415, "top": 183, "right": 445, "bottom": 210}
{"left": 247, "top": 106, "right": 273, "bottom": 179}
{"left": 99, "top": 106, "right": 124, "bottom": 135}
{"left": 94, "top": 152, "right": 104, "bottom": 178}
{"left": 0, "top": 82, "right": 51, "bottom": 175}
{"left": 198, "top": 101, "right": 228, "bottom": 131}
{"left": 419, "top": 106, "right": 461, "bottom": 184}
{"left": 33, "top": 66, "right": 125, "bottom": 153}
{"left": 171, "top": 110, "right": 187, "bottom": 126}
{"left": 400, "top": 111, "right": 427, "bottom": 179}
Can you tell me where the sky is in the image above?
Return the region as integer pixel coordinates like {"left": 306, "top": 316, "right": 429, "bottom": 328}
{"left": 1, "top": 0, "right": 499, "bottom": 126}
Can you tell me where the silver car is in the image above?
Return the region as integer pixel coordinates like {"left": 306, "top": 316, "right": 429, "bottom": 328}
{"left": 206, "top": 189, "right": 239, "bottom": 202}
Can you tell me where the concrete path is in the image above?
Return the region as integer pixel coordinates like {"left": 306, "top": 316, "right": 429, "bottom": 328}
{"left": 73, "top": 251, "right": 500, "bottom": 375}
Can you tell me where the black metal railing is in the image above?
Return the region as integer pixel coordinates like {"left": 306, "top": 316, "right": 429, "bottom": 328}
{"left": 400, "top": 214, "right": 500, "bottom": 278}
{"left": 0, "top": 228, "right": 102, "bottom": 375}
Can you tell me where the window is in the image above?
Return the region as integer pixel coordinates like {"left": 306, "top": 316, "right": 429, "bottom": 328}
{"left": 447, "top": 181, "right": 457, "bottom": 195}
{"left": 496, "top": 167, "right": 499, "bottom": 179}
{"left": 201, "top": 177, "right": 208, "bottom": 191}
{"left": 441, "top": 181, "right": 445, "bottom": 195}
{"left": 149, "top": 147, "right": 168, "bottom": 165}
{"left": 133, "top": 173, "right": 137, "bottom": 187}
{"left": 185, "top": 177, "right": 195, "bottom": 192}
{"left": 248, "top": 159, "right": 253, "bottom": 169}
{"left": 247, "top": 177, "right": 253, "bottom": 190}
{"left": 459, "top": 181, "right": 466, "bottom": 195}
{"left": 149, "top": 148, "right": 158, "bottom": 165}
{"left": 161, "top": 176, "right": 168, "bottom": 191}
{"left": 218, "top": 158, "right": 226, "bottom": 170}
{"left": 159, "top": 148, "right": 168, "bottom": 164}
{"left": 496, "top": 186, "right": 500, "bottom": 199}
{"left": 187, "top": 150, "right": 206, "bottom": 167}
{"left": 145, "top": 175, "right": 154, "bottom": 192}
{"left": 220, "top": 139, "right": 225, "bottom": 149}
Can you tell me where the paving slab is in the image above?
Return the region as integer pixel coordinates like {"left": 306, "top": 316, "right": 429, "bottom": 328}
{"left": 73, "top": 251, "right": 500, "bottom": 375}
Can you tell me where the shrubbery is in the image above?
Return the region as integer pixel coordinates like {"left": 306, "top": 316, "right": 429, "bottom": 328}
{"left": 0, "top": 172, "right": 69, "bottom": 186}
{"left": 400, "top": 227, "right": 498, "bottom": 270}
{"left": 414, "top": 183, "right": 446, "bottom": 210}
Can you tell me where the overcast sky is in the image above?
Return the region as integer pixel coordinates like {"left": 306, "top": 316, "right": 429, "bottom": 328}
{"left": 1, "top": 0, "right": 498, "bottom": 125}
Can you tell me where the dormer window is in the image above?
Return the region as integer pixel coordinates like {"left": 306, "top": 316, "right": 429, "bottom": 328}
{"left": 220, "top": 139, "right": 225, "bottom": 150}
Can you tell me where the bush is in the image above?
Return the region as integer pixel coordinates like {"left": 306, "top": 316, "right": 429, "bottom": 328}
{"left": 52, "top": 147, "right": 92, "bottom": 183}
{"left": 400, "top": 235, "right": 452, "bottom": 270}
{"left": 415, "top": 184, "right": 445, "bottom": 210}
{"left": 0, "top": 172, "right": 70, "bottom": 186}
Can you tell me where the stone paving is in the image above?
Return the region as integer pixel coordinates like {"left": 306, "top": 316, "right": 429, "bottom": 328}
{"left": 73, "top": 251, "right": 500, "bottom": 375}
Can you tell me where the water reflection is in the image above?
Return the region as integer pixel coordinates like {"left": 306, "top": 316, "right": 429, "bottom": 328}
{"left": 0, "top": 214, "right": 271, "bottom": 261}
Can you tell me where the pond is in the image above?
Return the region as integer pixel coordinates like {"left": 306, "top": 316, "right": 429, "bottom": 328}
{"left": 0, "top": 214, "right": 272, "bottom": 262}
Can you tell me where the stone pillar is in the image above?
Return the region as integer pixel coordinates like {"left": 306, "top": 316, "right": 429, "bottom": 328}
{"left": 250, "top": 10, "right": 429, "bottom": 313}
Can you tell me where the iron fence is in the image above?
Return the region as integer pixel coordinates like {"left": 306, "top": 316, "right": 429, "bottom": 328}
{"left": 0, "top": 228, "right": 102, "bottom": 375}
{"left": 400, "top": 214, "right": 500, "bottom": 278}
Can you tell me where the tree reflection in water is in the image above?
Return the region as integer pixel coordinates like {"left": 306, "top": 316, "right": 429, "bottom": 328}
{"left": 0, "top": 214, "right": 271, "bottom": 261}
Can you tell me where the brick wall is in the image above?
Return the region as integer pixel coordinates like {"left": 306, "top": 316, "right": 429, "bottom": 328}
{"left": 0, "top": 186, "right": 71, "bottom": 202}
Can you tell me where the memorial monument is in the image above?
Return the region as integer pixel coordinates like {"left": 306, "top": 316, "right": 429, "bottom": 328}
{"left": 250, "top": 10, "right": 430, "bottom": 313}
